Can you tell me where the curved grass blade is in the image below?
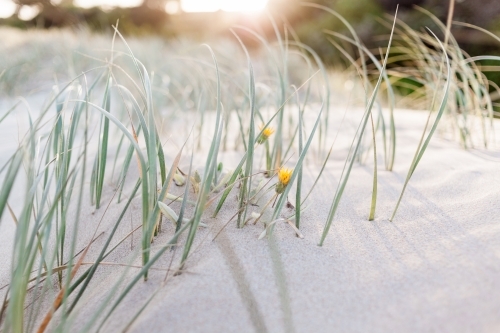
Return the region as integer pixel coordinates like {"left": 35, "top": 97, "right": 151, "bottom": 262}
{"left": 268, "top": 103, "right": 324, "bottom": 235}
{"left": 319, "top": 7, "right": 398, "bottom": 246}
{"left": 390, "top": 28, "right": 452, "bottom": 221}
{"left": 180, "top": 45, "right": 224, "bottom": 267}
{"left": 231, "top": 30, "right": 257, "bottom": 228}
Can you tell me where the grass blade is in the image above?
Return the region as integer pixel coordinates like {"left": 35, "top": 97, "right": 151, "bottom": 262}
{"left": 319, "top": 7, "right": 398, "bottom": 246}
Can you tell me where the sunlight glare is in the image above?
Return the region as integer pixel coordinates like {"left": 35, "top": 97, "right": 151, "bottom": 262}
{"left": 181, "top": 0, "right": 269, "bottom": 13}
{"left": 18, "top": 5, "right": 41, "bottom": 21}
{"left": 74, "top": 0, "right": 142, "bottom": 8}
{"left": 165, "top": 1, "right": 180, "bottom": 14}
{"left": 0, "top": 0, "right": 16, "bottom": 19}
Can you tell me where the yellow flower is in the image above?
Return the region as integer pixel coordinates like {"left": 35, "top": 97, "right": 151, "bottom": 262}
{"left": 257, "top": 125, "right": 274, "bottom": 144}
{"left": 276, "top": 167, "right": 293, "bottom": 194}
{"left": 263, "top": 127, "right": 275, "bottom": 137}
{"left": 278, "top": 167, "right": 292, "bottom": 185}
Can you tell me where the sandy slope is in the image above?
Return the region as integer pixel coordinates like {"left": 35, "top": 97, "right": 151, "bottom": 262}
{"left": 121, "top": 111, "right": 500, "bottom": 333}
{"left": 1, "top": 108, "right": 500, "bottom": 333}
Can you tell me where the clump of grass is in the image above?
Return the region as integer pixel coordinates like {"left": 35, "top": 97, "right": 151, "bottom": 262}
{"left": 0, "top": 1, "right": 498, "bottom": 330}
{"left": 380, "top": 5, "right": 496, "bottom": 149}
{"left": 318, "top": 5, "right": 398, "bottom": 246}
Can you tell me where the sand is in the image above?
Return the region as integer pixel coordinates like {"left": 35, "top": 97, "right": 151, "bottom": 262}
{"left": 1, "top": 108, "right": 499, "bottom": 333}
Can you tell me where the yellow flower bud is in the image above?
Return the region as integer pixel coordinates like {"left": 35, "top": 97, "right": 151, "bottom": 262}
{"left": 276, "top": 167, "right": 293, "bottom": 194}
{"left": 257, "top": 126, "right": 275, "bottom": 144}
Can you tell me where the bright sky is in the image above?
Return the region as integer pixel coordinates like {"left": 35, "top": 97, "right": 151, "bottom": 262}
{"left": 0, "top": 0, "right": 269, "bottom": 19}
{"left": 73, "top": 0, "right": 143, "bottom": 8}
{"left": 181, "top": 0, "right": 268, "bottom": 12}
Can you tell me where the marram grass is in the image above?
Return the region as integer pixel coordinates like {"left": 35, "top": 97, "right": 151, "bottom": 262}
{"left": 0, "top": 1, "right": 498, "bottom": 331}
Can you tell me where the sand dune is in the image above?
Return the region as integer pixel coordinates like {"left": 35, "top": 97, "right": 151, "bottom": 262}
{"left": 1, "top": 109, "right": 493, "bottom": 332}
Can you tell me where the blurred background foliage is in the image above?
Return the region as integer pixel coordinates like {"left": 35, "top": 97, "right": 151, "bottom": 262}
{"left": 2, "top": 0, "right": 500, "bottom": 84}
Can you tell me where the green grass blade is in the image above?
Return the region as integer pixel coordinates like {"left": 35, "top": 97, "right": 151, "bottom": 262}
{"left": 269, "top": 103, "right": 324, "bottom": 233}
{"left": 390, "top": 28, "right": 451, "bottom": 221}
{"left": 319, "top": 7, "right": 398, "bottom": 246}
{"left": 180, "top": 45, "right": 224, "bottom": 267}
{"left": 231, "top": 30, "right": 256, "bottom": 229}
{"left": 368, "top": 113, "right": 378, "bottom": 221}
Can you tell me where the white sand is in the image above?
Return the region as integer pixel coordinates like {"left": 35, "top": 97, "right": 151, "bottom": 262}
{"left": 1, "top": 108, "right": 499, "bottom": 332}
